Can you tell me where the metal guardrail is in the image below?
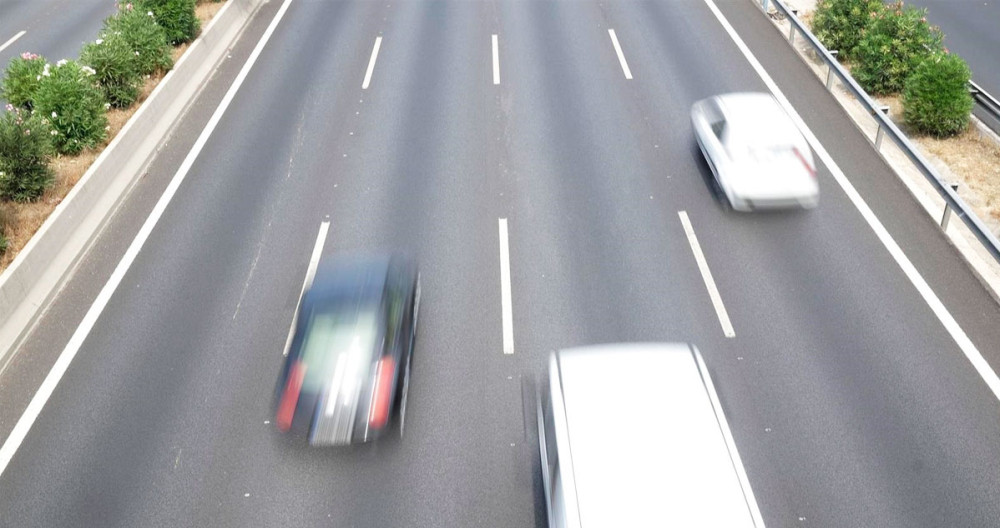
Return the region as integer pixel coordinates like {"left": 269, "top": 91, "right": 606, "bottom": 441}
{"left": 969, "top": 80, "right": 1000, "bottom": 134}
{"left": 758, "top": 0, "right": 1000, "bottom": 265}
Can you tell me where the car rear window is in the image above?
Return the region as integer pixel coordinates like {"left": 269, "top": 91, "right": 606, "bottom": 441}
{"left": 298, "top": 307, "right": 379, "bottom": 395}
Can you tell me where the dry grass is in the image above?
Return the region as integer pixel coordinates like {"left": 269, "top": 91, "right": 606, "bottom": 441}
{"left": 0, "top": 4, "right": 223, "bottom": 271}
{"left": 796, "top": 11, "right": 1000, "bottom": 229}
{"left": 872, "top": 93, "right": 1000, "bottom": 223}
{"left": 919, "top": 128, "right": 1000, "bottom": 221}
{"left": 196, "top": 1, "right": 226, "bottom": 22}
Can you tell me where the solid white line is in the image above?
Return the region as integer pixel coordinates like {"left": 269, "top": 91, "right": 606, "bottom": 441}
{"left": 498, "top": 218, "right": 514, "bottom": 354}
{"left": 679, "top": 211, "right": 735, "bottom": 338}
{"left": 0, "top": 31, "right": 26, "bottom": 53}
{"left": 362, "top": 36, "right": 382, "bottom": 90}
{"left": 607, "top": 29, "right": 633, "bottom": 80}
{"left": 283, "top": 221, "right": 329, "bottom": 357}
{"left": 492, "top": 34, "right": 500, "bottom": 85}
{"left": 701, "top": 0, "right": 1000, "bottom": 400}
{"left": 0, "top": 0, "right": 297, "bottom": 478}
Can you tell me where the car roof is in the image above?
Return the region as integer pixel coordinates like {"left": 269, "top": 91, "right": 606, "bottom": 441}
{"left": 555, "top": 343, "right": 763, "bottom": 527}
{"left": 716, "top": 92, "right": 801, "bottom": 146}
{"left": 306, "top": 254, "right": 394, "bottom": 308}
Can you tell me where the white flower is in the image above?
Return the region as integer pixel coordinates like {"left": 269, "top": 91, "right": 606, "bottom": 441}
{"left": 56, "top": 59, "right": 68, "bottom": 67}
{"left": 147, "top": 11, "right": 153, "bottom": 16}
{"left": 36, "top": 75, "right": 41, "bottom": 81}
{"left": 104, "top": 103, "right": 111, "bottom": 110}
{"left": 105, "top": 125, "right": 111, "bottom": 131}
{"left": 134, "top": 51, "right": 140, "bottom": 56}
{"left": 51, "top": 130, "right": 58, "bottom": 136}
{"left": 95, "top": 39, "right": 104, "bottom": 45}
{"left": 52, "top": 112, "right": 57, "bottom": 118}
{"left": 42, "top": 63, "right": 51, "bottom": 77}
{"left": 82, "top": 66, "right": 96, "bottom": 75}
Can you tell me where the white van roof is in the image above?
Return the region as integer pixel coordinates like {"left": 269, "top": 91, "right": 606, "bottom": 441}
{"left": 554, "top": 343, "right": 764, "bottom": 527}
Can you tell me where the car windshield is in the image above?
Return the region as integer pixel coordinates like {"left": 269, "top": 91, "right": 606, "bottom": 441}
{"left": 298, "top": 305, "right": 380, "bottom": 395}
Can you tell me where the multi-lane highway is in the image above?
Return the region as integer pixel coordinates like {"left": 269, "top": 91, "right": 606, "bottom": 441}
{"left": 0, "top": 0, "right": 115, "bottom": 77}
{"left": 1, "top": 0, "right": 999, "bottom": 526}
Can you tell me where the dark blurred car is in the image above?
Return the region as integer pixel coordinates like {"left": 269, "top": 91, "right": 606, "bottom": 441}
{"left": 274, "top": 254, "right": 419, "bottom": 446}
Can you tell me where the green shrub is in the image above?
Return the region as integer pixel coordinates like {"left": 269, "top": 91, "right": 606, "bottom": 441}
{"left": 105, "top": 6, "right": 173, "bottom": 75}
{"left": 852, "top": 1, "right": 943, "bottom": 95}
{"left": 902, "top": 51, "right": 973, "bottom": 137}
{"left": 33, "top": 60, "right": 108, "bottom": 155}
{"left": 0, "top": 105, "right": 55, "bottom": 202}
{"left": 1, "top": 53, "right": 48, "bottom": 111}
{"left": 81, "top": 34, "right": 143, "bottom": 108}
{"left": 136, "top": 0, "right": 200, "bottom": 45}
{"left": 812, "top": 0, "right": 884, "bottom": 60}
{"left": 0, "top": 231, "right": 7, "bottom": 255}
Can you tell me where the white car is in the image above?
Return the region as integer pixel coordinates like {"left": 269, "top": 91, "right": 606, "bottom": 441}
{"left": 537, "top": 343, "right": 765, "bottom": 527}
{"left": 691, "top": 92, "right": 819, "bottom": 211}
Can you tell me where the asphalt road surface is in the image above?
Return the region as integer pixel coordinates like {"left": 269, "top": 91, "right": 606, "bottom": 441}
{"left": 907, "top": 0, "right": 1000, "bottom": 130}
{"left": 1, "top": 1, "right": 999, "bottom": 526}
{"left": 908, "top": 0, "right": 1000, "bottom": 97}
{"left": 0, "top": 0, "right": 116, "bottom": 77}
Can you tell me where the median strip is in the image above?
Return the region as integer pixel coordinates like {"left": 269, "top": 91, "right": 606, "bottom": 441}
{"left": 702, "top": 0, "right": 1000, "bottom": 399}
{"left": 0, "top": 0, "right": 267, "bottom": 363}
{"left": 0, "top": 0, "right": 296, "bottom": 477}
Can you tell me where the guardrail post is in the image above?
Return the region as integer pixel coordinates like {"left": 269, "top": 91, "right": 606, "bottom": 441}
{"left": 762, "top": 0, "right": 769, "bottom": 12}
{"left": 873, "top": 104, "right": 890, "bottom": 150}
{"left": 941, "top": 184, "right": 960, "bottom": 229}
{"left": 825, "top": 50, "right": 839, "bottom": 89}
{"left": 788, "top": 23, "right": 796, "bottom": 43}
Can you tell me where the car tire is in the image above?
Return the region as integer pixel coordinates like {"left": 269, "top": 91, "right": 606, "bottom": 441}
{"left": 399, "top": 274, "right": 420, "bottom": 437}
{"left": 399, "top": 352, "right": 411, "bottom": 437}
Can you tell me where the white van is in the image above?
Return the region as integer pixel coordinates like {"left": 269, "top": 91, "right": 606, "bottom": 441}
{"left": 537, "top": 343, "right": 766, "bottom": 527}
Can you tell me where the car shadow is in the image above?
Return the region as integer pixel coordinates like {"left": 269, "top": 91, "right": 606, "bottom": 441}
{"left": 690, "top": 141, "right": 730, "bottom": 212}
{"left": 520, "top": 374, "right": 548, "bottom": 528}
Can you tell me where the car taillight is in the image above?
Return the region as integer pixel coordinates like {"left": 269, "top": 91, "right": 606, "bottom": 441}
{"left": 276, "top": 360, "right": 307, "bottom": 432}
{"left": 793, "top": 147, "right": 816, "bottom": 179}
{"left": 368, "top": 356, "right": 396, "bottom": 430}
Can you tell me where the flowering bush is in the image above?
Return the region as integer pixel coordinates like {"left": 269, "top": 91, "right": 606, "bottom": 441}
{"left": 135, "top": 0, "right": 200, "bottom": 45}
{"left": 105, "top": 5, "right": 173, "bottom": 75}
{"left": 902, "top": 51, "right": 973, "bottom": 137}
{"left": 812, "top": 0, "right": 884, "bottom": 60}
{"left": 852, "top": 1, "right": 943, "bottom": 95}
{"left": 81, "top": 33, "right": 144, "bottom": 107}
{"left": 0, "top": 105, "right": 55, "bottom": 202}
{"left": 33, "top": 60, "right": 108, "bottom": 154}
{"left": 1, "top": 53, "right": 48, "bottom": 111}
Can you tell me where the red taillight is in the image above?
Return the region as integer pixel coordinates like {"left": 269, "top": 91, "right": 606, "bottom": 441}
{"left": 368, "top": 356, "right": 396, "bottom": 430}
{"left": 793, "top": 147, "right": 816, "bottom": 179}
{"left": 276, "top": 360, "right": 307, "bottom": 432}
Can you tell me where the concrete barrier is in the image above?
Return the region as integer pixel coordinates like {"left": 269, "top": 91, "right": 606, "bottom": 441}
{"left": 0, "top": 0, "right": 267, "bottom": 361}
